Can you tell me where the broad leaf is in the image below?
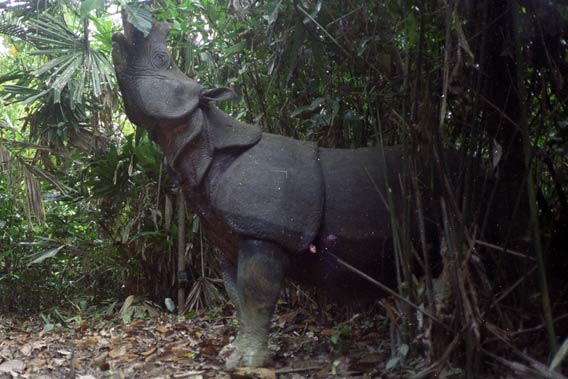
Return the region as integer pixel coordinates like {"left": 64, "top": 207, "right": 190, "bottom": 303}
{"left": 164, "top": 298, "right": 175, "bottom": 312}
{"left": 27, "top": 245, "right": 65, "bottom": 266}
{"left": 122, "top": 2, "right": 152, "bottom": 37}
{"left": 79, "top": 0, "right": 105, "bottom": 19}
{"left": 291, "top": 97, "right": 326, "bottom": 117}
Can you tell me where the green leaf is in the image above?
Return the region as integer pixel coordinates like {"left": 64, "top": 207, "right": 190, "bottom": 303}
{"left": 123, "top": 3, "right": 152, "bottom": 37}
{"left": 550, "top": 338, "right": 568, "bottom": 371}
{"left": 27, "top": 245, "right": 65, "bottom": 266}
{"left": 79, "top": 0, "right": 105, "bottom": 19}
{"left": 399, "top": 343, "right": 409, "bottom": 357}
{"left": 385, "top": 356, "right": 400, "bottom": 370}
{"left": 27, "top": 14, "right": 81, "bottom": 51}
{"left": 277, "top": 20, "right": 305, "bottom": 83}
{"left": 191, "top": 216, "right": 200, "bottom": 234}
{"left": 291, "top": 97, "right": 326, "bottom": 117}
{"left": 79, "top": 300, "right": 88, "bottom": 312}
{"left": 224, "top": 41, "right": 245, "bottom": 57}
{"left": 164, "top": 298, "right": 176, "bottom": 312}
{"left": 122, "top": 309, "right": 133, "bottom": 324}
{"left": 267, "top": 0, "right": 282, "bottom": 26}
{"left": 330, "top": 333, "right": 339, "bottom": 345}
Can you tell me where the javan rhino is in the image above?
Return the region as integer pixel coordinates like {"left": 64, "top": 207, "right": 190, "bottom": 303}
{"left": 112, "top": 20, "right": 465, "bottom": 368}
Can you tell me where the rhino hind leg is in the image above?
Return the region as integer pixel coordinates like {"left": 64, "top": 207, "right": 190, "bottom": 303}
{"left": 224, "top": 239, "right": 289, "bottom": 369}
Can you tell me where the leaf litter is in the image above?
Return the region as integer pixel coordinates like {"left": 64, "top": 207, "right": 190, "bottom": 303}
{"left": 0, "top": 303, "right": 395, "bottom": 379}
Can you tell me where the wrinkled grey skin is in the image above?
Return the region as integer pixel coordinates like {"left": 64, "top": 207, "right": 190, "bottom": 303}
{"left": 112, "top": 20, "right": 460, "bottom": 368}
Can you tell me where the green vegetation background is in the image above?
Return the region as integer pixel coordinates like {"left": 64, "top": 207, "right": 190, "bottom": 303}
{"left": 0, "top": 0, "right": 567, "bottom": 346}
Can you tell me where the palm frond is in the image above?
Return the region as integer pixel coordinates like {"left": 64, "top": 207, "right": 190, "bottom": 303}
{"left": 1, "top": 11, "right": 113, "bottom": 109}
{"left": 22, "top": 163, "right": 46, "bottom": 226}
{"left": 23, "top": 161, "right": 74, "bottom": 195}
{"left": 0, "top": 138, "right": 74, "bottom": 228}
{"left": 0, "top": 142, "right": 11, "bottom": 169}
{"left": 26, "top": 14, "right": 81, "bottom": 52}
{"left": 0, "top": 70, "right": 26, "bottom": 85}
{"left": 0, "top": 24, "right": 28, "bottom": 40}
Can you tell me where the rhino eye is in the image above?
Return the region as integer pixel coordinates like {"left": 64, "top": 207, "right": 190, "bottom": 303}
{"left": 152, "top": 51, "right": 171, "bottom": 70}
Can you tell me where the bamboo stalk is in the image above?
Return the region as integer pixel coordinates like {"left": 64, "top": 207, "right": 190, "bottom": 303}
{"left": 510, "top": 0, "right": 557, "bottom": 354}
{"left": 177, "top": 188, "right": 186, "bottom": 315}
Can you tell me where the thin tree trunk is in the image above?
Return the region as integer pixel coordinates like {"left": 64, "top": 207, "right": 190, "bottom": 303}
{"left": 177, "top": 188, "right": 186, "bottom": 314}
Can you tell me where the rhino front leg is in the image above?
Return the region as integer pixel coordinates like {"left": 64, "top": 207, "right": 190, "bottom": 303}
{"left": 224, "top": 239, "right": 289, "bottom": 369}
{"left": 218, "top": 251, "right": 241, "bottom": 358}
{"left": 218, "top": 250, "right": 241, "bottom": 316}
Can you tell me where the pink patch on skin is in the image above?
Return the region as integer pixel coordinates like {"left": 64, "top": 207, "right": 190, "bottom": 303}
{"left": 326, "top": 234, "right": 337, "bottom": 242}
{"left": 309, "top": 244, "right": 317, "bottom": 254}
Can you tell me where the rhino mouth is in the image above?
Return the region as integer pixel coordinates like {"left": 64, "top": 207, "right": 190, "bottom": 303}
{"left": 111, "top": 15, "right": 237, "bottom": 131}
{"left": 111, "top": 14, "right": 173, "bottom": 75}
{"left": 111, "top": 12, "right": 135, "bottom": 73}
{"left": 111, "top": 32, "right": 128, "bottom": 74}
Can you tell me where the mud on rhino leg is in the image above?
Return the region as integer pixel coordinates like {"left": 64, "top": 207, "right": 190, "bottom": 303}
{"left": 224, "top": 239, "right": 289, "bottom": 369}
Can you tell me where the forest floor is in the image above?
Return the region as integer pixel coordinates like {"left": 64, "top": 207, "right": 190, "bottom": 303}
{"left": 0, "top": 302, "right": 418, "bottom": 379}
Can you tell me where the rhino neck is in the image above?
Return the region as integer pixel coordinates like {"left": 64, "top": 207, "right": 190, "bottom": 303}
{"left": 152, "top": 110, "right": 203, "bottom": 164}
{"left": 155, "top": 106, "right": 262, "bottom": 190}
{"left": 147, "top": 109, "right": 208, "bottom": 189}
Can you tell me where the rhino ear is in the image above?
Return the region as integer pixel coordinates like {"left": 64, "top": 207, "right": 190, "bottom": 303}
{"left": 200, "top": 87, "right": 238, "bottom": 104}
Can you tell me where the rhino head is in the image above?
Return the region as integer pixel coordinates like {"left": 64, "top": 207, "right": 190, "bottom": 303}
{"left": 111, "top": 16, "right": 237, "bottom": 136}
{"left": 112, "top": 16, "right": 261, "bottom": 187}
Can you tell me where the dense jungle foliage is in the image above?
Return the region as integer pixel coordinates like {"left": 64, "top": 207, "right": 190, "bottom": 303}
{"left": 1, "top": 0, "right": 568, "bottom": 376}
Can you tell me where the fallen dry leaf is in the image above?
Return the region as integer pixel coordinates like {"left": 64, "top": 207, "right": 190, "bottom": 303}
{"left": 141, "top": 345, "right": 158, "bottom": 356}
{"left": 0, "top": 359, "right": 26, "bottom": 373}
{"left": 350, "top": 352, "right": 385, "bottom": 371}
{"left": 231, "top": 367, "right": 277, "bottom": 379}
{"left": 156, "top": 325, "right": 170, "bottom": 334}
{"left": 77, "top": 336, "right": 99, "bottom": 347}
{"left": 0, "top": 305, "right": 391, "bottom": 379}
{"left": 319, "top": 328, "right": 336, "bottom": 336}
{"left": 113, "top": 353, "right": 139, "bottom": 362}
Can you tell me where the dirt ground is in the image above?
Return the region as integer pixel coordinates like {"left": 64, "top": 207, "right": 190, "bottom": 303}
{"left": 0, "top": 303, "right": 405, "bottom": 379}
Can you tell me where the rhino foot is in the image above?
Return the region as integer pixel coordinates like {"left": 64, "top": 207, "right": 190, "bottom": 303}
{"left": 219, "top": 338, "right": 238, "bottom": 358}
{"left": 225, "top": 347, "right": 272, "bottom": 370}
{"left": 221, "top": 335, "right": 272, "bottom": 369}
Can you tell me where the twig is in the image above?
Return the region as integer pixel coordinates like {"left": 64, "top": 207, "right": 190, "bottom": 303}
{"left": 326, "top": 252, "right": 449, "bottom": 331}
{"left": 275, "top": 366, "right": 322, "bottom": 374}
{"left": 336, "top": 313, "right": 361, "bottom": 328}
{"left": 411, "top": 332, "right": 462, "bottom": 379}
{"left": 484, "top": 323, "right": 566, "bottom": 378}
{"left": 475, "top": 239, "right": 535, "bottom": 261}
{"left": 505, "top": 313, "right": 568, "bottom": 339}
{"left": 412, "top": 174, "right": 435, "bottom": 319}
{"left": 479, "top": 95, "right": 522, "bottom": 134}
{"left": 482, "top": 348, "right": 568, "bottom": 379}
{"left": 150, "top": 371, "right": 206, "bottom": 379}
{"left": 490, "top": 266, "right": 537, "bottom": 309}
